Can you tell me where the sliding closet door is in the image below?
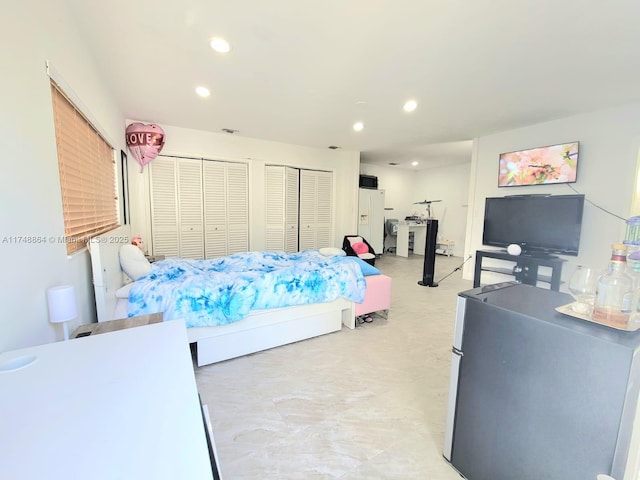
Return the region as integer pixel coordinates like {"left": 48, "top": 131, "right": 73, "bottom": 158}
{"left": 284, "top": 167, "right": 300, "bottom": 252}
{"left": 150, "top": 157, "right": 247, "bottom": 260}
{"left": 265, "top": 166, "right": 286, "bottom": 251}
{"left": 149, "top": 156, "right": 203, "bottom": 259}
{"left": 203, "top": 160, "right": 227, "bottom": 259}
{"left": 149, "top": 157, "right": 179, "bottom": 257}
{"left": 315, "top": 170, "right": 332, "bottom": 247}
{"left": 299, "top": 169, "right": 332, "bottom": 250}
{"left": 203, "top": 160, "right": 248, "bottom": 259}
{"left": 265, "top": 165, "right": 299, "bottom": 252}
{"left": 225, "top": 162, "right": 249, "bottom": 254}
{"left": 177, "top": 160, "right": 204, "bottom": 259}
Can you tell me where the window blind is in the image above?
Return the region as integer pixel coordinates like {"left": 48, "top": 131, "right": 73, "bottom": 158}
{"left": 50, "top": 82, "right": 118, "bottom": 254}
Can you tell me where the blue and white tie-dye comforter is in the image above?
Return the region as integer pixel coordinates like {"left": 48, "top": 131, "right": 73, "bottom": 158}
{"left": 127, "top": 250, "right": 366, "bottom": 327}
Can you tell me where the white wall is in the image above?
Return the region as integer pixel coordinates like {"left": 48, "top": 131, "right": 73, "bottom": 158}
{"left": 359, "top": 164, "right": 416, "bottom": 219}
{"left": 414, "top": 163, "right": 471, "bottom": 256}
{"left": 0, "top": 2, "right": 127, "bottom": 351}
{"left": 463, "top": 102, "right": 640, "bottom": 286}
{"left": 360, "top": 162, "right": 471, "bottom": 256}
{"left": 126, "top": 122, "right": 361, "bottom": 254}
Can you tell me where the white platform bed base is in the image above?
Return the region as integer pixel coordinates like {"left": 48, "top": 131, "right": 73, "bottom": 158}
{"left": 90, "top": 226, "right": 356, "bottom": 367}
{"left": 187, "top": 298, "right": 354, "bottom": 366}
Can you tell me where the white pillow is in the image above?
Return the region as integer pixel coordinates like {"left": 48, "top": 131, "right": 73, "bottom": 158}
{"left": 319, "top": 247, "right": 346, "bottom": 257}
{"left": 119, "top": 245, "right": 151, "bottom": 281}
{"left": 115, "top": 282, "right": 134, "bottom": 299}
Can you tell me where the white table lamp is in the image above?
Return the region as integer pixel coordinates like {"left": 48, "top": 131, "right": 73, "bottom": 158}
{"left": 47, "top": 285, "right": 77, "bottom": 340}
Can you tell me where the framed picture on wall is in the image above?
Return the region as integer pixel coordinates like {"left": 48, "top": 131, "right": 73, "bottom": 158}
{"left": 498, "top": 141, "right": 579, "bottom": 187}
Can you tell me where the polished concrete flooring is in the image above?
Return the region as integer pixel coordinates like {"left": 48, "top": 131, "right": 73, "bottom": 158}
{"left": 195, "top": 253, "right": 473, "bottom": 479}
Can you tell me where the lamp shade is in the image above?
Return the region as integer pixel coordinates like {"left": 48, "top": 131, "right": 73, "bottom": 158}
{"left": 47, "top": 285, "right": 77, "bottom": 324}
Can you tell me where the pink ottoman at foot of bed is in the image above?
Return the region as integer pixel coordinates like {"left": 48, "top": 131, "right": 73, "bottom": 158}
{"left": 355, "top": 274, "right": 392, "bottom": 317}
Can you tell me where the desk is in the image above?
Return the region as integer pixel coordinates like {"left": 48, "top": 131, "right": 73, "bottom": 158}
{"left": 0, "top": 321, "right": 215, "bottom": 480}
{"left": 396, "top": 223, "right": 426, "bottom": 257}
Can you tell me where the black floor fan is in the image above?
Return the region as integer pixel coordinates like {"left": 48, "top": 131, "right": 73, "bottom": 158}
{"left": 413, "top": 199, "right": 441, "bottom": 288}
{"left": 418, "top": 219, "right": 439, "bottom": 287}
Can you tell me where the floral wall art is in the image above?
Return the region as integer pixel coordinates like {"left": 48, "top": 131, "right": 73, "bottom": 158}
{"left": 498, "top": 141, "right": 579, "bottom": 187}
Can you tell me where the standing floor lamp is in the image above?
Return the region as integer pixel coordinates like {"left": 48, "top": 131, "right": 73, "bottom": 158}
{"left": 47, "top": 285, "right": 77, "bottom": 340}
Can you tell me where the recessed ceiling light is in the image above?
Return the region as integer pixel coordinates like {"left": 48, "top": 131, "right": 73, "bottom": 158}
{"left": 403, "top": 100, "right": 418, "bottom": 112}
{"left": 353, "top": 122, "right": 364, "bottom": 132}
{"left": 412, "top": 161, "right": 419, "bottom": 166}
{"left": 210, "top": 37, "right": 231, "bottom": 53}
{"left": 195, "top": 86, "right": 210, "bottom": 97}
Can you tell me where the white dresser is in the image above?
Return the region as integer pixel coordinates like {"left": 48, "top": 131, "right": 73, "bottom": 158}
{"left": 0, "top": 321, "right": 216, "bottom": 480}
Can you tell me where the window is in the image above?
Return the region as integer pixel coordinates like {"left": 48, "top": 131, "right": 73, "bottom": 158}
{"left": 50, "top": 82, "right": 118, "bottom": 254}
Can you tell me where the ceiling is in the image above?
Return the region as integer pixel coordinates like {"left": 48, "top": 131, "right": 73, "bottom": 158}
{"left": 66, "top": 0, "right": 640, "bottom": 170}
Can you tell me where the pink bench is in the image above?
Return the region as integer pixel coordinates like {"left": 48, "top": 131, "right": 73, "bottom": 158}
{"left": 356, "top": 274, "right": 392, "bottom": 318}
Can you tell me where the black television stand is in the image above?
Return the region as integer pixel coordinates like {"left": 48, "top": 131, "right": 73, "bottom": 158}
{"left": 473, "top": 249, "right": 566, "bottom": 291}
{"left": 523, "top": 252, "right": 559, "bottom": 260}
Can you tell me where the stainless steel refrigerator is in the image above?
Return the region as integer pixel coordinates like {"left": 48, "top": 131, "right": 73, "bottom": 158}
{"left": 443, "top": 282, "right": 640, "bottom": 480}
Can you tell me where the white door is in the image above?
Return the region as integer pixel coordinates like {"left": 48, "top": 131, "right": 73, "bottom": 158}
{"left": 225, "top": 162, "right": 249, "bottom": 254}
{"left": 149, "top": 157, "right": 179, "bottom": 257}
{"left": 203, "top": 160, "right": 249, "bottom": 258}
{"left": 299, "top": 170, "right": 333, "bottom": 250}
{"left": 203, "top": 160, "right": 227, "bottom": 259}
{"left": 177, "top": 159, "right": 204, "bottom": 259}
{"left": 284, "top": 167, "right": 299, "bottom": 252}
{"left": 265, "top": 165, "right": 286, "bottom": 251}
{"left": 149, "top": 157, "right": 203, "bottom": 259}
{"left": 266, "top": 166, "right": 300, "bottom": 252}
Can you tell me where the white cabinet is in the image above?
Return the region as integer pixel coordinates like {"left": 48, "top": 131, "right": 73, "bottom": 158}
{"left": 265, "top": 165, "right": 299, "bottom": 252}
{"left": 150, "top": 157, "right": 248, "bottom": 259}
{"left": 299, "top": 169, "right": 333, "bottom": 250}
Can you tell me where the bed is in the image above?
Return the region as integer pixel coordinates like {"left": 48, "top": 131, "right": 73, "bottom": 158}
{"left": 89, "top": 225, "right": 366, "bottom": 366}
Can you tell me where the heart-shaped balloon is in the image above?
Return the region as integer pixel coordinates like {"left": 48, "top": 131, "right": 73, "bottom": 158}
{"left": 125, "top": 123, "right": 166, "bottom": 172}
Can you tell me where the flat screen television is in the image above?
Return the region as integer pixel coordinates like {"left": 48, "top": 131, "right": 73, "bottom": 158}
{"left": 498, "top": 141, "right": 579, "bottom": 187}
{"left": 482, "top": 194, "right": 585, "bottom": 256}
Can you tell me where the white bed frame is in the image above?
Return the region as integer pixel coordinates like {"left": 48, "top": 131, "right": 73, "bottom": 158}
{"left": 89, "top": 226, "right": 356, "bottom": 366}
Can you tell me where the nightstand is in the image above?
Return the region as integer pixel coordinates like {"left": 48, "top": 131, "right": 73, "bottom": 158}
{"left": 72, "top": 313, "right": 163, "bottom": 338}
